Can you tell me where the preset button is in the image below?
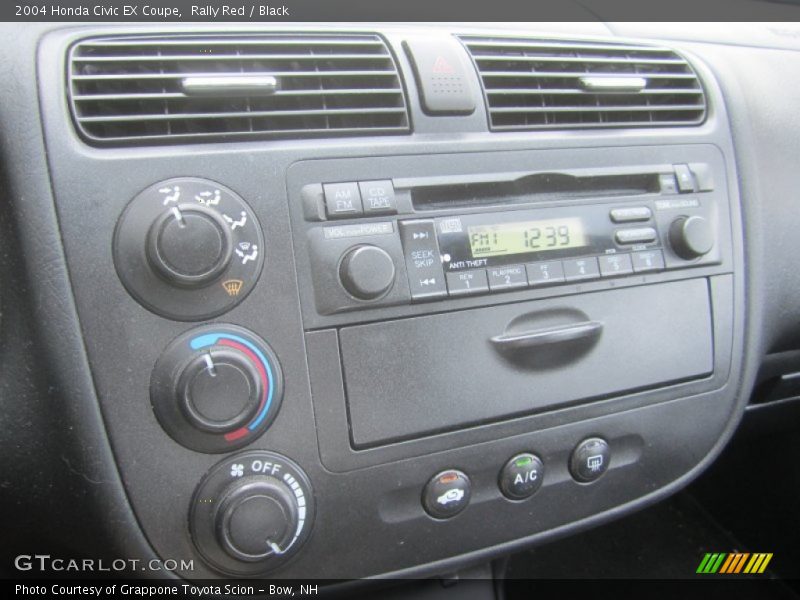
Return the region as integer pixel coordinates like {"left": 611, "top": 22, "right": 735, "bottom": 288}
{"left": 526, "top": 261, "right": 565, "bottom": 286}
{"left": 446, "top": 269, "right": 488, "bottom": 296}
{"left": 598, "top": 254, "right": 634, "bottom": 277}
{"left": 563, "top": 257, "right": 600, "bottom": 282}
{"left": 631, "top": 250, "right": 665, "bottom": 273}
{"left": 487, "top": 265, "right": 527, "bottom": 291}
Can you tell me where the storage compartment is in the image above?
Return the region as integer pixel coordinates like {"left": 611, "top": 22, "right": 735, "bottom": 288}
{"left": 340, "top": 278, "right": 714, "bottom": 447}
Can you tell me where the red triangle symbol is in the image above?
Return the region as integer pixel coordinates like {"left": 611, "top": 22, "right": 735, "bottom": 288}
{"left": 432, "top": 55, "right": 455, "bottom": 74}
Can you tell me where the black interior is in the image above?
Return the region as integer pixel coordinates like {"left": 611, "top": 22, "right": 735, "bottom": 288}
{"left": 0, "top": 21, "right": 798, "bottom": 591}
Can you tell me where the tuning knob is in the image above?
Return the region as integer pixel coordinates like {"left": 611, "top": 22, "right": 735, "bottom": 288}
{"left": 151, "top": 325, "right": 283, "bottom": 453}
{"left": 191, "top": 451, "right": 315, "bottom": 576}
{"left": 339, "top": 245, "right": 396, "bottom": 300}
{"left": 669, "top": 216, "right": 715, "bottom": 260}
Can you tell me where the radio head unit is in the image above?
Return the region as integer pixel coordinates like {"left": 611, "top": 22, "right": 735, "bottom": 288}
{"left": 294, "top": 152, "right": 723, "bottom": 320}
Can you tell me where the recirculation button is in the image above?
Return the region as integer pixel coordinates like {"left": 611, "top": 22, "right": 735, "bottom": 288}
{"left": 422, "top": 469, "right": 471, "bottom": 519}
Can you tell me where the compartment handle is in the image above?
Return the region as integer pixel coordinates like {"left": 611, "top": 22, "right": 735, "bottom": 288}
{"left": 490, "top": 320, "right": 604, "bottom": 352}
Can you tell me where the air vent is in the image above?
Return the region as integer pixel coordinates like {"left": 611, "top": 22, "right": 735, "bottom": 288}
{"left": 460, "top": 37, "right": 707, "bottom": 131}
{"left": 68, "top": 34, "right": 410, "bottom": 145}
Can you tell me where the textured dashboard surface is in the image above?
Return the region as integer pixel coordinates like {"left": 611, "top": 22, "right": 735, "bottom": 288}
{"left": 0, "top": 21, "right": 790, "bottom": 580}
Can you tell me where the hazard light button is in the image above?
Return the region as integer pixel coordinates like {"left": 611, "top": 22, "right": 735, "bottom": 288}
{"left": 403, "top": 37, "right": 476, "bottom": 115}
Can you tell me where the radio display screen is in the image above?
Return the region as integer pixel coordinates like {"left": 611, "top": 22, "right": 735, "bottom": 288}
{"left": 467, "top": 218, "right": 587, "bottom": 258}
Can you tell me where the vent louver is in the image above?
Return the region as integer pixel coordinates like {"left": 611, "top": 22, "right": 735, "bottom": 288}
{"left": 460, "top": 37, "right": 707, "bottom": 131}
{"left": 68, "top": 34, "right": 410, "bottom": 145}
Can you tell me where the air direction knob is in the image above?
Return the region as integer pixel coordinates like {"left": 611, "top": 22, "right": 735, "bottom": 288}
{"left": 147, "top": 204, "right": 233, "bottom": 287}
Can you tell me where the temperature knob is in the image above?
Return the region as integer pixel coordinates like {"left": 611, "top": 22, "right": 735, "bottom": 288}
{"left": 191, "top": 451, "right": 315, "bottom": 575}
{"left": 151, "top": 325, "right": 283, "bottom": 453}
{"left": 114, "top": 178, "right": 264, "bottom": 321}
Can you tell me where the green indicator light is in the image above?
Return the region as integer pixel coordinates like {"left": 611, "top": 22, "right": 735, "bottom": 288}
{"left": 514, "top": 456, "right": 533, "bottom": 468}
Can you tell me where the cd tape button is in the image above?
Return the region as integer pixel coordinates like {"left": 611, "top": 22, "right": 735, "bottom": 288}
{"left": 487, "top": 265, "right": 527, "bottom": 291}
{"left": 359, "top": 180, "right": 397, "bottom": 215}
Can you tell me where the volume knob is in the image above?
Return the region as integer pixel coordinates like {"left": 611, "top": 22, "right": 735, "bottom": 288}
{"left": 339, "top": 245, "right": 396, "bottom": 300}
{"left": 669, "top": 216, "right": 714, "bottom": 260}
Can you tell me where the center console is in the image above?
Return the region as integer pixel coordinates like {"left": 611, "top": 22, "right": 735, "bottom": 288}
{"left": 33, "top": 25, "right": 747, "bottom": 579}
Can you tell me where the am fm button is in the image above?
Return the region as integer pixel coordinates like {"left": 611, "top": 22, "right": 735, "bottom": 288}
{"left": 323, "top": 182, "right": 363, "bottom": 219}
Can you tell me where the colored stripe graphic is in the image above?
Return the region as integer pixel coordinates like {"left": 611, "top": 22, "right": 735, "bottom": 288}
{"left": 719, "top": 553, "right": 747, "bottom": 574}
{"left": 697, "top": 553, "right": 726, "bottom": 573}
{"left": 744, "top": 553, "right": 773, "bottom": 574}
{"left": 697, "top": 552, "right": 773, "bottom": 575}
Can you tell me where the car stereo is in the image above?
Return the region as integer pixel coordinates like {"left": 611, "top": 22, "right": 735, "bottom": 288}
{"left": 297, "top": 157, "right": 721, "bottom": 317}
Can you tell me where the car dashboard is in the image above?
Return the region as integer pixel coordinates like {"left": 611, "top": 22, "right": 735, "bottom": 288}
{"left": 0, "top": 20, "right": 799, "bottom": 583}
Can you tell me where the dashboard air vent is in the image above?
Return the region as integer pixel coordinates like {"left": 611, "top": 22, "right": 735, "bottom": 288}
{"left": 460, "top": 37, "right": 706, "bottom": 131}
{"left": 68, "top": 34, "right": 410, "bottom": 145}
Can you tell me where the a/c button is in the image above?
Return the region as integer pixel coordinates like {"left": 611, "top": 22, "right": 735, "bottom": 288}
{"left": 499, "top": 453, "right": 545, "bottom": 500}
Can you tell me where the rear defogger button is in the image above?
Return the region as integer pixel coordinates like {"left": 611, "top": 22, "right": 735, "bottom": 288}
{"left": 399, "top": 220, "right": 447, "bottom": 301}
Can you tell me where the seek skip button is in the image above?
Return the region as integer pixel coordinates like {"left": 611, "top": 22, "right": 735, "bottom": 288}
{"left": 359, "top": 180, "right": 397, "bottom": 215}
{"left": 398, "top": 220, "right": 447, "bottom": 301}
